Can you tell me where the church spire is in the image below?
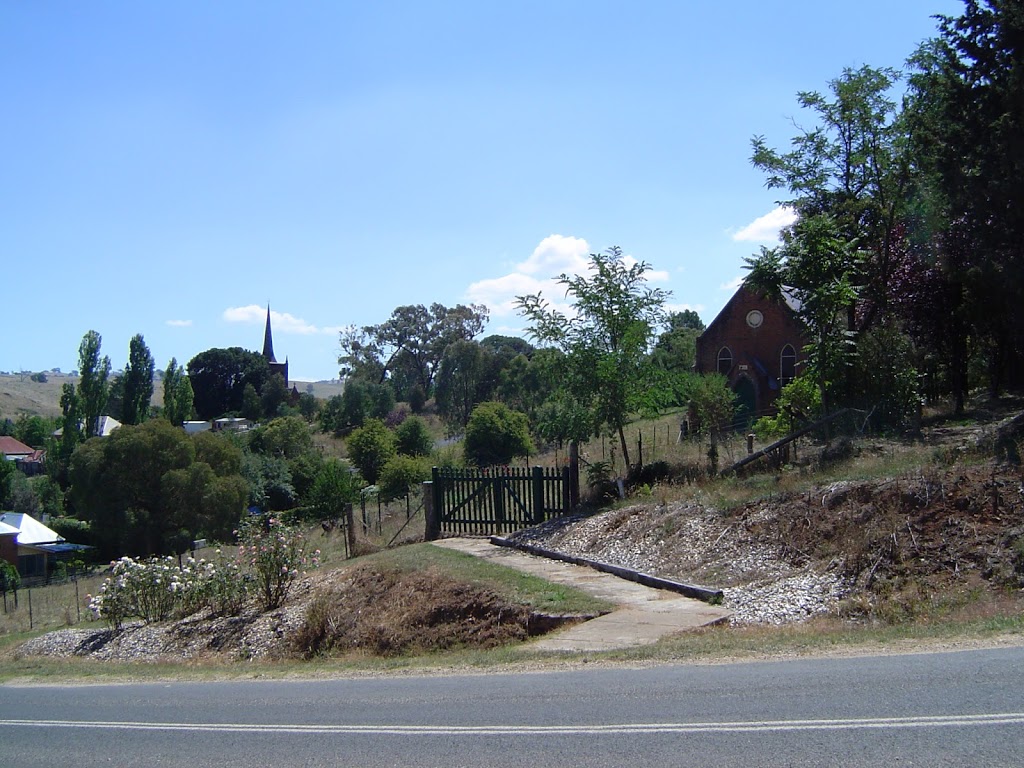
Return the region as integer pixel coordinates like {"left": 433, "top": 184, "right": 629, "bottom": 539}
{"left": 262, "top": 305, "right": 277, "bottom": 363}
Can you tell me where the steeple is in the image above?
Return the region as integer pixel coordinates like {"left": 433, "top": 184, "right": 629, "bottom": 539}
{"left": 262, "top": 305, "right": 277, "bottom": 363}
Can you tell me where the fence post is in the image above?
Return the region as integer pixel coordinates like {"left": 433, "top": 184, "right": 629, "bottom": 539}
{"left": 344, "top": 502, "right": 356, "bottom": 558}
{"left": 424, "top": 471, "right": 441, "bottom": 541}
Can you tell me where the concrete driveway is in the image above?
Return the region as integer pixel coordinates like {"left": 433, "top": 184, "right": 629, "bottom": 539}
{"left": 431, "top": 537, "right": 732, "bottom": 652}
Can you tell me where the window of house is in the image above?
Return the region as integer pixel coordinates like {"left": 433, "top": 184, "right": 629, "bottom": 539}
{"left": 717, "top": 347, "right": 733, "bottom": 376}
{"left": 780, "top": 344, "right": 796, "bottom": 385}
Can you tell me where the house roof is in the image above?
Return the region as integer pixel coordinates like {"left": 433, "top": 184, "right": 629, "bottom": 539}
{"left": 0, "top": 436, "right": 34, "bottom": 457}
{"left": 0, "top": 520, "right": 18, "bottom": 537}
{"left": 0, "top": 512, "right": 65, "bottom": 545}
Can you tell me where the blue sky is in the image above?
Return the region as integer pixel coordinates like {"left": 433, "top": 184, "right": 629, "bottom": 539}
{"left": 3, "top": 1, "right": 961, "bottom": 382}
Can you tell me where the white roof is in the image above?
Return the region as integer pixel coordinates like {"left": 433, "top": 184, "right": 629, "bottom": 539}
{"left": 0, "top": 520, "right": 18, "bottom": 537}
{"left": 0, "top": 513, "right": 65, "bottom": 545}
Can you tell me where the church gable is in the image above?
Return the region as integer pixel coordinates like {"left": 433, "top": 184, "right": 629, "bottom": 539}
{"left": 695, "top": 284, "right": 807, "bottom": 419}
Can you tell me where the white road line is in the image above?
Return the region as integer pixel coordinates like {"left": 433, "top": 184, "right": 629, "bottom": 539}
{"left": 2, "top": 713, "right": 1024, "bottom": 736}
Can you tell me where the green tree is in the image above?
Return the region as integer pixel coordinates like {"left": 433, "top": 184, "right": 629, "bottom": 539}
{"left": 905, "top": 1, "right": 1024, "bottom": 397}
{"left": 378, "top": 455, "right": 430, "bottom": 501}
{"left": 68, "top": 419, "right": 197, "bottom": 557}
{"left": 0, "top": 458, "right": 15, "bottom": 509}
{"left": 242, "top": 453, "right": 296, "bottom": 511}
{"left": 394, "top": 415, "right": 433, "bottom": 457}
{"left": 651, "top": 310, "right": 704, "bottom": 377}
{"left": 162, "top": 358, "right": 194, "bottom": 426}
{"left": 745, "top": 215, "right": 858, "bottom": 417}
{"left": 77, "top": 330, "right": 111, "bottom": 438}
{"left": 297, "top": 392, "right": 319, "bottom": 422}
{"left": 751, "top": 65, "right": 907, "bottom": 330}
{"left": 187, "top": 347, "right": 270, "bottom": 420}
{"left": 434, "top": 339, "right": 489, "bottom": 431}
{"left": 241, "top": 382, "right": 262, "bottom": 422}
{"left": 463, "top": 401, "right": 533, "bottom": 467}
{"left": 260, "top": 373, "right": 289, "bottom": 418}
{"left": 51, "top": 382, "right": 83, "bottom": 488}
{"left": 308, "top": 458, "right": 361, "bottom": 521}
{"left": 248, "top": 416, "right": 313, "bottom": 460}
{"left": 339, "top": 302, "right": 489, "bottom": 394}
{"left": 320, "top": 379, "right": 394, "bottom": 435}
{"left": 683, "top": 372, "right": 737, "bottom": 473}
{"left": 14, "top": 414, "right": 51, "bottom": 448}
{"left": 121, "top": 334, "right": 155, "bottom": 425}
{"left": 192, "top": 430, "right": 244, "bottom": 477}
{"left": 517, "top": 247, "right": 669, "bottom": 468}
{"left": 346, "top": 418, "right": 396, "bottom": 485}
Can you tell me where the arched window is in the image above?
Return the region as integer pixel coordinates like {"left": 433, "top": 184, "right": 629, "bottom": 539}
{"left": 717, "top": 346, "right": 733, "bottom": 376}
{"left": 780, "top": 344, "right": 796, "bottom": 385}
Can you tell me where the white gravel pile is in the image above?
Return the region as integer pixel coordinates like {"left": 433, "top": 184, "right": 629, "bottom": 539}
{"left": 508, "top": 502, "right": 850, "bottom": 625}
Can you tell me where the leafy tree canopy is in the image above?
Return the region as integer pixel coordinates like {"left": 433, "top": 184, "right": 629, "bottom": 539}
{"left": 516, "top": 247, "right": 669, "bottom": 467}
{"left": 187, "top": 347, "right": 271, "bottom": 420}
{"left": 338, "top": 302, "right": 488, "bottom": 395}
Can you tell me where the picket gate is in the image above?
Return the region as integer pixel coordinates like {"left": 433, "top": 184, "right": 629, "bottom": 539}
{"left": 429, "top": 465, "right": 575, "bottom": 537}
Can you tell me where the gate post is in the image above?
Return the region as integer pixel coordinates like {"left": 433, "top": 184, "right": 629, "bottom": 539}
{"left": 568, "top": 441, "right": 580, "bottom": 508}
{"left": 424, "top": 481, "right": 439, "bottom": 541}
{"left": 425, "top": 469, "right": 441, "bottom": 541}
{"left": 532, "top": 467, "right": 545, "bottom": 524}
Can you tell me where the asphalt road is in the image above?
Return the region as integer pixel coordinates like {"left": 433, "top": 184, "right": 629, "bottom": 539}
{"left": 2, "top": 647, "right": 1023, "bottom": 767}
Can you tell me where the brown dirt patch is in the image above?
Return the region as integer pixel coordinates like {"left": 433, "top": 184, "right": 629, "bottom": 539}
{"left": 291, "top": 564, "right": 536, "bottom": 658}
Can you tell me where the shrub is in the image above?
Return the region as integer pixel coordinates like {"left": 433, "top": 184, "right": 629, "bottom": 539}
{"left": 346, "top": 418, "right": 396, "bottom": 484}
{"left": 463, "top": 402, "right": 532, "bottom": 467}
{"left": 394, "top": 415, "right": 433, "bottom": 457}
{"left": 237, "top": 515, "right": 319, "bottom": 611}
{"left": 378, "top": 455, "right": 431, "bottom": 501}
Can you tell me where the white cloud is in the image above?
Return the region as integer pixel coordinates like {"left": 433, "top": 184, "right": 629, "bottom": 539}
{"left": 665, "top": 302, "right": 704, "bottom": 315}
{"left": 731, "top": 206, "right": 797, "bottom": 243}
{"left": 720, "top": 275, "right": 744, "bottom": 292}
{"left": 222, "top": 305, "right": 336, "bottom": 335}
{"left": 466, "top": 235, "right": 590, "bottom": 319}
{"left": 165, "top": 319, "right": 192, "bottom": 327}
{"left": 514, "top": 234, "right": 590, "bottom": 277}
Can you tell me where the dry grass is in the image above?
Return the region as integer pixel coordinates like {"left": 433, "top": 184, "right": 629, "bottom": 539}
{"left": 0, "top": 572, "right": 107, "bottom": 637}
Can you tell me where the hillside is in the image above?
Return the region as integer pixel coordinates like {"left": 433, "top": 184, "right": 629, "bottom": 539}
{"left": 0, "top": 374, "right": 344, "bottom": 421}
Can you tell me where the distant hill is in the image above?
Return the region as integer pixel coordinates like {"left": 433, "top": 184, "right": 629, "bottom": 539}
{"left": 0, "top": 373, "right": 344, "bottom": 420}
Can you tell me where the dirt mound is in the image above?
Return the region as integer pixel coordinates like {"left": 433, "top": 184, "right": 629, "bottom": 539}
{"left": 292, "top": 564, "right": 534, "bottom": 658}
{"left": 513, "top": 457, "right": 1024, "bottom": 623}
{"left": 18, "top": 564, "right": 542, "bottom": 663}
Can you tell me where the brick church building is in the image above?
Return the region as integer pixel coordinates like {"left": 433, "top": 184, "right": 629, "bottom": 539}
{"left": 694, "top": 284, "right": 808, "bottom": 425}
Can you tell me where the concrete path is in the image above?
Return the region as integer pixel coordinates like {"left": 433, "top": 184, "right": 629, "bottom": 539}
{"left": 431, "top": 537, "right": 732, "bottom": 652}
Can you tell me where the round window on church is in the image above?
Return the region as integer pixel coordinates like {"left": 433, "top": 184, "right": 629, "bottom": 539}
{"left": 746, "top": 310, "right": 764, "bottom": 328}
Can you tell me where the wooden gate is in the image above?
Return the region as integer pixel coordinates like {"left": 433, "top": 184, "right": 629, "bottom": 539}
{"left": 429, "top": 465, "right": 575, "bottom": 537}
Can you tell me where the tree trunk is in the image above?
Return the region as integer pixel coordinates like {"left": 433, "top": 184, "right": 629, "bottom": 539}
{"left": 616, "top": 425, "right": 631, "bottom": 473}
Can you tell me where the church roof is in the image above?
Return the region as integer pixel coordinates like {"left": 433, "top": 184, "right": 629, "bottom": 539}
{"left": 262, "top": 306, "right": 277, "bottom": 363}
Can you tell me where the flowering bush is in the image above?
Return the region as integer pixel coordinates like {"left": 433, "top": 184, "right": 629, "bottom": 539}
{"left": 88, "top": 521, "right": 317, "bottom": 627}
{"left": 176, "top": 551, "right": 249, "bottom": 617}
{"left": 238, "top": 516, "right": 319, "bottom": 610}
{"left": 89, "top": 556, "right": 181, "bottom": 629}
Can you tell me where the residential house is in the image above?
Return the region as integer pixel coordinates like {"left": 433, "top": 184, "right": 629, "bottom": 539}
{"left": 0, "top": 436, "right": 34, "bottom": 462}
{"left": 0, "top": 512, "right": 89, "bottom": 578}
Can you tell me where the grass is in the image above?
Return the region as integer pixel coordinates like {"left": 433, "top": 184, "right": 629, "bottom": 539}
{"left": 0, "top": 572, "right": 108, "bottom": 637}
{"left": 353, "top": 543, "right": 614, "bottom": 616}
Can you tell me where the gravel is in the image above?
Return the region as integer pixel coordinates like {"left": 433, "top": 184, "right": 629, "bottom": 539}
{"left": 507, "top": 501, "right": 851, "bottom": 625}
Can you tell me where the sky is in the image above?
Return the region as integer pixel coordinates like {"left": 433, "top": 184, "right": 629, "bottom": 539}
{"left": 2, "top": 1, "right": 963, "bottom": 382}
